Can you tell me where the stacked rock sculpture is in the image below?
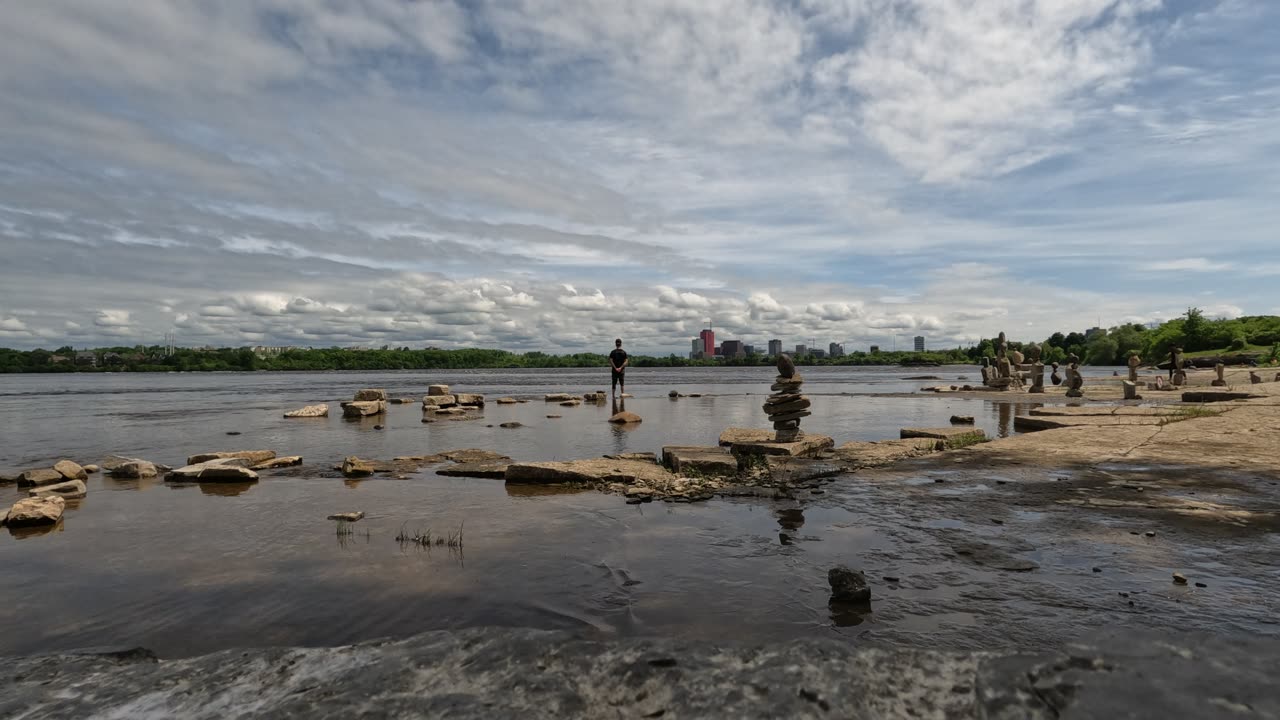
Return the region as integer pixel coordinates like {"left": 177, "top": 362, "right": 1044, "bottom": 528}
{"left": 764, "top": 354, "right": 811, "bottom": 441}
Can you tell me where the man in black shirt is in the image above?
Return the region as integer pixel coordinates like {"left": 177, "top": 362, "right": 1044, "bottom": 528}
{"left": 609, "top": 338, "right": 629, "bottom": 395}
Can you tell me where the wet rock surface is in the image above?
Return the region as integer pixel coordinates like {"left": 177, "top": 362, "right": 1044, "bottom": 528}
{"left": 1, "top": 627, "right": 1274, "bottom": 720}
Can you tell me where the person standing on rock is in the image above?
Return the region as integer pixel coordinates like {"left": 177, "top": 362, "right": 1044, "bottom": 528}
{"left": 609, "top": 338, "right": 629, "bottom": 396}
{"left": 1169, "top": 346, "right": 1182, "bottom": 381}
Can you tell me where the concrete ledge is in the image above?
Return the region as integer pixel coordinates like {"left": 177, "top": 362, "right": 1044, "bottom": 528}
{"left": 2, "top": 628, "right": 1274, "bottom": 719}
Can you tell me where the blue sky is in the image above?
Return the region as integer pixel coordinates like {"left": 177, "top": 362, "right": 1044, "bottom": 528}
{"left": 1, "top": 0, "right": 1277, "bottom": 354}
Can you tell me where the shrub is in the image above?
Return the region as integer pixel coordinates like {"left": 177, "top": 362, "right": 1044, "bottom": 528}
{"left": 1229, "top": 336, "right": 1248, "bottom": 351}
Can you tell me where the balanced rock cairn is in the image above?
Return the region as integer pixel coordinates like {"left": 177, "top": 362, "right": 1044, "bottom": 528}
{"left": 764, "top": 354, "right": 811, "bottom": 442}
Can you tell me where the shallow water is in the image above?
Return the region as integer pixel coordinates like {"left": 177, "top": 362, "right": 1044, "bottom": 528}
{"left": 5, "top": 365, "right": 1218, "bottom": 659}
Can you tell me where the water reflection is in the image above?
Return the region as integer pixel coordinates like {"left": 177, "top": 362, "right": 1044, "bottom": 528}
{"left": 994, "top": 402, "right": 1043, "bottom": 438}
{"left": 504, "top": 484, "right": 591, "bottom": 498}
{"left": 7, "top": 522, "right": 64, "bottom": 540}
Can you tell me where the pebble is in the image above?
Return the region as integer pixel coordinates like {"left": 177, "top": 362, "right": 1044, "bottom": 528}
{"left": 1092, "top": 567, "right": 1102, "bottom": 573}
{"left": 373, "top": 425, "right": 384, "bottom": 430}
{"left": 883, "top": 576, "right": 900, "bottom": 583}
{"left": 1173, "top": 573, "right": 1188, "bottom": 585}
{"left": 991, "top": 518, "right": 1004, "bottom": 525}
{"left": 933, "top": 478, "right": 946, "bottom": 483}
{"left": 1144, "top": 531, "right": 1155, "bottom": 537}
{"left": 1195, "top": 582, "right": 1207, "bottom": 588}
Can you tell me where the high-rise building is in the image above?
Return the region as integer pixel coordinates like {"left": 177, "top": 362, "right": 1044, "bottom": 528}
{"left": 690, "top": 338, "right": 702, "bottom": 359}
{"left": 743, "top": 344, "right": 755, "bottom": 356}
{"left": 811, "top": 348, "right": 826, "bottom": 358}
{"left": 869, "top": 345, "right": 880, "bottom": 353}
{"left": 828, "top": 342, "right": 844, "bottom": 358}
{"left": 768, "top": 339, "right": 783, "bottom": 356}
{"left": 699, "top": 328, "right": 716, "bottom": 357}
{"left": 721, "top": 340, "right": 744, "bottom": 359}
{"left": 913, "top": 336, "right": 925, "bottom": 352}
{"left": 795, "top": 344, "right": 807, "bottom": 356}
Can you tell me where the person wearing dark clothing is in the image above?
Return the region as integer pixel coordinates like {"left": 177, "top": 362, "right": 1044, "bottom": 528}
{"left": 1169, "top": 347, "right": 1182, "bottom": 380}
{"left": 609, "top": 339, "right": 629, "bottom": 395}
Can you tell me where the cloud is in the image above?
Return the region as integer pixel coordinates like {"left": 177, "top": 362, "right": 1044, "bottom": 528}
{"left": 1147, "top": 258, "right": 1235, "bottom": 272}
{"left": 94, "top": 310, "right": 131, "bottom": 327}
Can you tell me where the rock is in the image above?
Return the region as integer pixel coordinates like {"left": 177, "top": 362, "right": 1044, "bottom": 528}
{"left": 433, "top": 407, "right": 471, "bottom": 416}
{"left": 834, "top": 439, "right": 943, "bottom": 468}
{"left": 53, "top": 460, "right": 88, "bottom": 481}
{"left": 605, "top": 452, "right": 658, "bottom": 463}
{"left": 283, "top": 404, "right": 329, "bottom": 418}
{"left": 4, "top": 495, "right": 65, "bottom": 527}
{"left": 250, "top": 456, "right": 303, "bottom": 470}
{"left": 341, "top": 457, "right": 379, "bottom": 477}
{"left": 427, "top": 385, "right": 451, "bottom": 396}
{"left": 900, "top": 427, "right": 986, "bottom": 445}
{"left": 1173, "top": 573, "right": 1188, "bottom": 585}
{"left": 388, "top": 398, "right": 416, "bottom": 405}
{"left": 495, "top": 397, "right": 519, "bottom": 404}
{"left": 950, "top": 415, "right": 975, "bottom": 425}
{"left": 341, "top": 400, "right": 386, "bottom": 417}
{"left": 661, "top": 446, "right": 737, "bottom": 477}
{"left": 327, "top": 512, "right": 364, "bottom": 522}
{"left": 668, "top": 390, "right": 680, "bottom": 398}
{"left": 437, "top": 462, "right": 511, "bottom": 479}
{"left": 102, "top": 456, "right": 159, "bottom": 478}
{"left": 949, "top": 539, "right": 1038, "bottom": 572}
{"left": 560, "top": 400, "right": 582, "bottom": 407}
{"left": 828, "top": 566, "right": 871, "bottom": 603}
{"left": 1, "top": 627, "right": 1278, "bottom": 719}
{"left": 544, "top": 393, "right": 575, "bottom": 402}
{"left": 225, "top": 431, "right": 241, "bottom": 436}
{"left": 499, "top": 422, "right": 523, "bottom": 429}
{"left": 546, "top": 414, "right": 562, "bottom": 419}
{"left": 28, "top": 479, "right": 87, "bottom": 500}
{"left": 422, "top": 395, "right": 458, "bottom": 408}
{"left": 439, "top": 449, "right": 511, "bottom": 464}
{"left": 17, "top": 468, "right": 66, "bottom": 488}
{"left": 620, "top": 393, "right": 633, "bottom": 399}
{"left": 82, "top": 465, "right": 100, "bottom": 474}
{"left": 766, "top": 457, "right": 847, "bottom": 484}
{"left": 455, "top": 393, "right": 485, "bottom": 407}
{"left": 187, "top": 450, "right": 276, "bottom": 466}
{"left": 777, "top": 353, "right": 796, "bottom": 378}
{"left": 1123, "top": 380, "right": 1142, "bottom": 401}
{"left": 506, "top": 459, "right": 677, "bottom": 487}
{"left": 1249, "top": 371, "right": 1262, "bottom": 384}
{"left": 608, "top": 411, "right": 642, "bottom": 424}
{"left": 353, "top": 389, "right": 388, "bottom": 401}
{"left": 1180, "top": 391, "right": 1261, "bottom": 403}
{"left": 165, "top": 459, "right": 260, "bottom": 482}
{"left": 687, "top": 393, "right": 703, "bottom": 397}
{"left": 719, "top": 428, "right": 834, "bottom": 457}
{"left": 373, "top": 425, "right": 384, "bottom": 430}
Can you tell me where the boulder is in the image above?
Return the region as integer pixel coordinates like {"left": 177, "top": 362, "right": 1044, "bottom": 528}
{"left": 495, "top": 397, "right": 519, "bottom": 404}
{"left": 427, "top": 385, "right": 451, "bottom": 396}
{"left": 82, "top": 464, "right": 100, "bottom": 474}
{"left": 949, "top": 415, "right": 975, "bottom": 425}
{"left": 544, "top": 393, "right": 575, "bottom": 402}
{"left": 341, "top": 457, "right": 379, "bottom": 477}
{"left": 608, "top": 411, "right": 642, "bottom": 424}
{"left": 421, "top": 395, "right": 458, "bottom": 408}
{"left": 828, "top": 566, "right": 871, "bottom": 604}
{"left": 353, "top": 389, "right": 388, "bottom": 401}
{"left": 53, "top": 460, "right": 88, "bottom": 481}
{"left": 662, "top": 446, "right": 737, "bottom": 477}
{"left": 250, "top": 456, "right": 303, "bottom": 470}
{"left": 102, "top": 456, "right": 159, "bottom": 478}
{"left": 283, "top": 404, "right": 329, "bottom": 418}
{"left": 1123, "top": 380, "right": 1142, "bottom": 401}
{"left": 455, "top": 393, "right": 485, "bottom": 407}
{"left": 560, "top": 400, "right": 582, "bottom": 407}
{"left": 327, "top": 512, "right": 364, "bottom": 522}
{"left": 187, "top": 450, "right": 276, "bottom": 466}
{"left": 4, "top": 495, "right": 65, "bottom": 527}
{"left": 28, "top": 479, "right": 87, "bottom": 500}
{"left": 17, "top": 468, "right": 65, "bottom": 488}
{"left": 341, "top": 400, "right": 386, "bottom": 417}
{"left": 668, "top": 390, "right": 680, "bottom": 398}
{"left": 505, "top": 459, "right": 677, "bottom": 486}
{"left": 165, "top": 459, "right": 259, "bottom": 482}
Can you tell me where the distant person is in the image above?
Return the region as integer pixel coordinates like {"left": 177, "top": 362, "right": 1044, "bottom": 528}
{"left": 1169, "top": 346, "right": 1182, "bottom": 380}
{"left": 609, "top": 338, "right": 629, "bottom": 396}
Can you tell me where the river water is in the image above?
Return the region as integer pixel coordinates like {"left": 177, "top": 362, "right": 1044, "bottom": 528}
{"left": 6, "top": 364, "right": 1211, "bottom": 659}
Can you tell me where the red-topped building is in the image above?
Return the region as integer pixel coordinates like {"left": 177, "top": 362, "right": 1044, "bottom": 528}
{"left": 699, "top": 328, "right": 715, "bottom": 357}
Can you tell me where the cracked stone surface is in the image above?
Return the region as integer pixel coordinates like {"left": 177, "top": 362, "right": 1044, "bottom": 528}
{"left": 1, "top": 628, "right": 1274, "bottom": 719}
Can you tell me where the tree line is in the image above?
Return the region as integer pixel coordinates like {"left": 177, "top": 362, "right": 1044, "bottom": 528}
{"left": 2, "top": 310, "right": 1277, "bottom": 373}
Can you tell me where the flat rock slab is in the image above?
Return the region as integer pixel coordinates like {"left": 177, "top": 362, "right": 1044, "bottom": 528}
{"left": 604, "top": 452, "right": 658, "bottom": 463}
{"left": 765, "top": 457, "right": 847, "bottom": 484}
{"left": 437, "top": 462, "right": 511, "bottom": 479}
{"left": 661, "top": 446, "right": 737, "bottom": 477}
{"left": 250, "top": 456, "right": 303, "bottom": 470}
{"left": 719, "top": 428, "right": 835, "bottom": 457}
{"left": 2, "top": 627, "right": 1275, "bottom": 719}
{"left": 506, "top": 459, "right": 677, "bottom": 486}
{"left": 102, "top": 456, "right": 160, "bottom": 478}
{"left": 166, "top": 459, "right": 260, "bottom": 482}
{"left": 16, "top": 468, "right": 65, "bottom": 488}
{"left": 1014, "top": 415, "right": 1165, "bottom": 432}
{"left": 900, "top": 427, "right": 987, "bottom": 442}
{"left": 834, "top": 439, "right": 943, "bottom": 468}
{"left": 27, "top": 479, "right": 87, "bottom": 500}
{"left": 1181, "top": 391, "right": 1261, "bottom": 403}
{"left": 1027, "top": 406, "right": 1178, "bottom": 417}
{"left": 341, "top": 400, "right": 386, "bottom": 417}
{"left": 187, "top": 450, "right": 276, "bottom": 466}
{"left": 439, "top": 449, "right": 511, "bottom": 464}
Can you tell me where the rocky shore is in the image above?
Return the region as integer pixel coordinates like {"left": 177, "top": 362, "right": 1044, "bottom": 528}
{"left": 1, "top": 627, "right": 1273, "bottom": 719}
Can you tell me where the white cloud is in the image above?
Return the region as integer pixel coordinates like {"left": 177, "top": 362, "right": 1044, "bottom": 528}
{"left": 1147, "top": 258, "right": 1235, "bottom": 272}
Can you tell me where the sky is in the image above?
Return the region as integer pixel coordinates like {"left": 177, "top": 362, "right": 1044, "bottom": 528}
{"left": 1, "top": 0, "right": 1278, "bottom": 355}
